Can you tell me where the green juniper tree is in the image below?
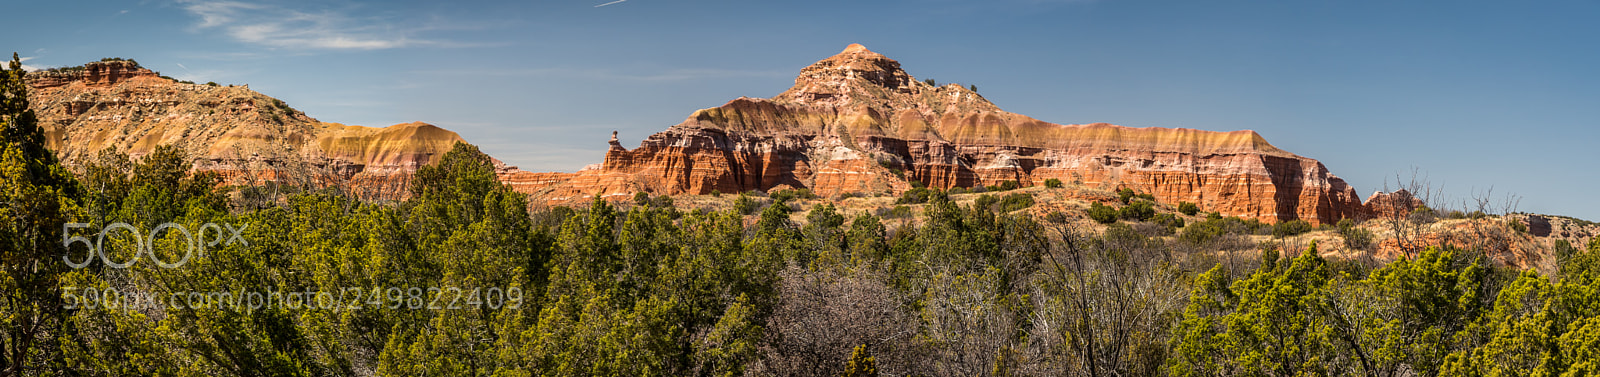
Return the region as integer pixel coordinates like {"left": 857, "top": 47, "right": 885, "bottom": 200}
{"left": 0, "top": 52, "right": 84, "bottom": 376}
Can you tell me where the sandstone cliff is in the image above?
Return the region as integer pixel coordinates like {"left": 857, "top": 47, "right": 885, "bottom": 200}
{"left": 514, "top": 44, "right": 1367, "bottom": 224}
{"left": 26, "top": 60, "right": 469, "bottom": 200}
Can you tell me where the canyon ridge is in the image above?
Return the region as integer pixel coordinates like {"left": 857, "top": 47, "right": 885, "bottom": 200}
{"left": 503, "top": 44, "right": 1368, "bottom": 225}
{"left": 31, "top": 46, "right": 1397, "bottom": 225}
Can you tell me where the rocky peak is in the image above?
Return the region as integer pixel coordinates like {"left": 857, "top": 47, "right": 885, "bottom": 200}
{"left": 774, "top": 44, "right": 996, "bottom": 113}
{"left": 783, "top": 44, "right": 912, "bottom": 95}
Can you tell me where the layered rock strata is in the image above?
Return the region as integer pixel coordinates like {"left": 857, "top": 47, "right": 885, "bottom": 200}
{"left": 26, "top": 62, "right": 470, "bottom": 200}
{"left": 518, "top": 44, "right": 1367, "bottom": 224}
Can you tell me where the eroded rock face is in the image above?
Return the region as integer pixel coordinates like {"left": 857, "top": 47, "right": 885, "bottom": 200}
{"left": 26, "top": 63, "right": 465, "bottom": 200}
{"left": 520, "top": 44, "right": 1369, "bottom": 224}
{"left": 27, "top": 61, "right": 159, "bottom": 89}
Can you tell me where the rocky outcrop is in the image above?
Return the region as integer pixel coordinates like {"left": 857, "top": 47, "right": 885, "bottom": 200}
{"left": 1364, "top": 189, "right": 1424, "bottom": 220}
{"left": 27, "top": 60, "right": 159, "bottom": 89}
{"left": 26, "top": 62, "right": 465, "bottom": 200}
{"left": 521, "top": 44, "right": 1368, "bottom": 224}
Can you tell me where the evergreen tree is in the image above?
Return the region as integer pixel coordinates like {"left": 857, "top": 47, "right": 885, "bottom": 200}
{"left": 0, "top": 52, "right": 84, "bottom": 376}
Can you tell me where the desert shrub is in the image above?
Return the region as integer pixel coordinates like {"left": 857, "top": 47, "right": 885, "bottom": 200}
{"left": 1118, "top": 201, "right": 1156, "bottom": 221}
{"left": 1103, "top": 223, "right": 1148, "bottom": 246}
{"left": 975, "top": 194, "right": 997, "bottom": 210}
{"left": 1044, "top": 178, "right": 1063, "bottom": 188}
{"left": 1118, "top": 188, "right": 1136, "bottom": 204}
{"left": 987, "top": 180, "right": 1021, "bottom": 192}
{"left": 651, "top": 195, "right": 674, "bottom": 208}
{"left": 997, "top": 193, "right": 1034, "bottom": 212}
{"left": 1271, "top": 219, "right": 1314, "bottom": 238}
{"left": 1151, "top": 213, "right": 1185, "bottom": 231}
{"left": 1130, "top": 221, "right": 1175, "bottom": 238}
{"left": 1045, "top": 211, "right": 1070, "bottom": 224}
{"left": 896, "top": 187, "right": 937, "bottom": 204}
{"left": 947, "top": 187, "right": 968, "bottom": 195}
{"left": 1178, "top": 202, "right": 1200, "bottom": 216}
{"left": 1181, "top": 216, "right": 1273, "bottom": 245}
{"left": 1508, "top": 219, "right": 1528, "bottom": 233}
{"left": 1336, "top": 218, "right": 1373, "bottom": 250}
{"left": 877, "top": 205, "right": 913, "bottom": 219}
{"left": 710, "top": 189, "right": 722, "bottom": 197}
{"left": 1553, "top": 240, "right": 1579, "bottom": 266}
{"left": 1088, "top": 202, "right": 1119, "bottom": 224}
{"left": 1410, "top": 206, "right": 1438, "bottom": 224}
{"left": 734, "top": 193, "right": 762, "bottom": 215}
{"left": 633, "top": 192, "right": 651, "bottom": 206}
{"left": 1116, "top": 188, "right": 1155, "bottom": 204}
{"left": 1179, "top": 219, "right": 1227, "bottom": 245}
{"left": 975, "top": 193, "right": 1033, "bottom": 213}
{"left": 771, "top": 188, "right": 817, "bottom": 203}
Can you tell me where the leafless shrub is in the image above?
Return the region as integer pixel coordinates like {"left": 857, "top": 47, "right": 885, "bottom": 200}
{"left": 1023, "top": 223, "right": 1191, "bottom": 376}
{"left": 755, "top": 267, "right": 918, "bottom": 377}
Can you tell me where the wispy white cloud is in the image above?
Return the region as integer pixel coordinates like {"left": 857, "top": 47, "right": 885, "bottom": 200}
{"left": 14, "top": 56, "right": 41, "bottom": 72}
{"left": 179, "top": 0, "right": 488, "bottom": 50}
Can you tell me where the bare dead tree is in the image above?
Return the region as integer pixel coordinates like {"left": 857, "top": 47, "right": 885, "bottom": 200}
{"left": 755, "top": 266, "right": 919, "bottom": 377}
{"left": 1378, "top": 167, "right": 1443, "bottom": 259}
{"left": 1026, "top": 222, "right": 1188, "bottom": 377}
{"left": 1453, "top": 187, "right": 1534, "bottom": 269}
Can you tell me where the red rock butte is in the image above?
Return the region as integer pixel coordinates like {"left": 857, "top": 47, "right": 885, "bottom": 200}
{"left": 504, "top": 44, "right": 1370, "bottom": 225}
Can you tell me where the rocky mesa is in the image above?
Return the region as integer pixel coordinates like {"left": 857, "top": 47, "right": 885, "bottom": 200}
{"left": 511, "top": 44, "right": 1367, "bottom": 225}
{"left": 26, "top": 60, "right": 478, "bottom": 200}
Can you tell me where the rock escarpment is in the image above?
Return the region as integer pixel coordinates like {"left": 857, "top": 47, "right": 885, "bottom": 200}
{"left": 519, "top": 44, "right": 1368, "bottom": 224}
{"left": 26, "top": 61, "right": 472, "bottom": 200}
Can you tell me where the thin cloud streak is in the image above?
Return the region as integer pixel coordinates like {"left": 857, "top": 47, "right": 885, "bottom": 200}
{"left": 14, "top": 56, "right": 41, "bottom": 72}
{"left": 595, "top": 0, "right": 628, "bottom": 7}
{"left": 179, "top": 0, "right": 489, "bottom": 50}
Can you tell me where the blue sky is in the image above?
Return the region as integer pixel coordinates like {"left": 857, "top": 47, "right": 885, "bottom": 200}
{"left": 7, "top": 0, "right": 1598, "bottom": 220}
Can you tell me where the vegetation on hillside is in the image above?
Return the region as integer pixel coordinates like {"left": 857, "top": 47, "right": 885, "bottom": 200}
{"left": 4, "top": 54, "right": 1600, "bottom": 376}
